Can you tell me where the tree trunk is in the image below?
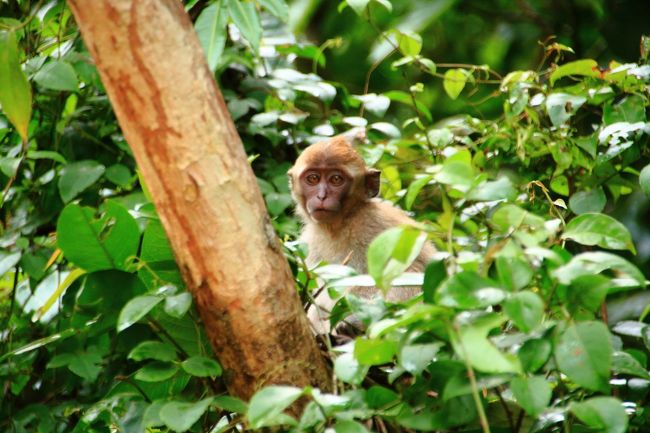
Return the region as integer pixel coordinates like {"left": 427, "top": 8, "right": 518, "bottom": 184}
{"left": 67, "top": 0, "right": 330, "bottom": 400}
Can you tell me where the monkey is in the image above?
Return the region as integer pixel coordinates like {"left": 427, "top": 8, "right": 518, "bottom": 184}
{"left": 288, "top": 136, "right": 435, "bottom": 334}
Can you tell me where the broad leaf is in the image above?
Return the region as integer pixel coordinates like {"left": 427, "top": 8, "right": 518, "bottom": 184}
{"left": 195, "top": 0, "right": 229, "bottom": 71}
{"left": 553, "top": 251, "right": 645, "bottom": 287}
{"left": 443, "top": 69, "right": 468, "bottom": 100}
{"left": 58, "top": 160, "right": 105, "bottom": 202}
{"left": 160, "top": 398, "right": 214, "bottom": 432}
{"left": 181, "top": 356, "right": 222, "bottom": 377}
{"left": 354, "top": 338, "right": 397, "bottom": 366}
{"left": 34, "top": 60, "right": 78, "bottom": 91}
{"left": 117, "top": 295, "right": 163, "bottom": 332}
{"left": 550, "top": 59, "right": 600, "bottom": 85}
{"left": 57, "top": 201, "right": 140, "bottom": 272}
{"left": 128, "top": 341, "right": 178, "bottom": 362}
{"left": 555, "top": 321, "right": 612, "bottom": 393}
{"left": 510, "top": 375, "right": 552, "bottom": 417}
{"left": 562, "top": 213, "right": 635, "bottom": 253}
{"left": 0, "top": 30, "right": 32, "bottom": 141}
{"left": 570, "top": 397, "right": 628, "bottom": 433}
{"left": 436, "top": 271, "right": 506, "bottom": 309}
{"left": 503, "top": 291, "right": 544, "bottom": 332}
{"left": 229, "top": 0, "right": 261, "bottom": 54}
{"left": 247, "top": 386, "right": 303, "bottom": 428}
{"left": 569, "top": 187, "right": 607, "bottom": 214}
{"left": 134, "top": 361, "right": 179, "bottom": 382}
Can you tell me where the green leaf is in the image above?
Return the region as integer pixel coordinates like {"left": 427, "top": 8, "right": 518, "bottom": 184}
{"left": 550, "top": 59, "right": 600, "bottom": 85}
{"left": 229, "top": 0, "right": 261, "bottom": 54}
{"left": 553, "top": 251, "right": 645, "bottom": 287}
{"left": 247, "top": 386, "right": 303, "bottom": 428}
{"left": 422, "top": 260, "right": 446, "bottom": 304}
{"left": 134, "top": 361, "right": 179, "bottom": 382}
{"left": 518, "top": 338, "right": 552, "bottom": 372}
{"left": 213, "top": 395, "right": 248, "bottom": 413}
{"left": 435, "top": 271, "right": 506, "bottom": 309}
{"left": 562, "top": 213, "right": 635, "bottom": 253}
{"left": 164, "top": 292, "right": 192, "bottom": 318}
{"left": 258, "top": 0, "right": 289, "bottom": 21}
{"left": 555, "top": 321, "right": 612, "bottom": 392}
{"left": 0, "top": 30, "right": 32, "bottom": 141}
{"left": 612, "top": 351, "right": 650, "bottom": 379}
{"left": 399, "top": 342, "right": 442, "bottom": 374}
{"left": 384, "top": 90, "right": 432, "bottom": 121}
{"left": 367, "top": 226, "right": 427, "bottom": 291}
{"left": 545, "top": 92, "right": 586, "bottom": 127}
{"left": 58, "top": 160, "right": 105, "bottom": 202}
{"left": 450, "top": 313, "right": 522, "bottom": 374}
{"left": 181, "top": 356, "right": 222, "bottom": 377}
{"left": 334, "top": 420, "right": 371, "bottom": 433}
{"left": 105, "top": 163, "right": 132, "bottom": 187}
{"left": 34, "top": 60, "right": 78, "bottom": 91}
{"left": 510, "top": 375, "right": 552, "bottom": 417}
{"left": 334, "top": 352, "right": 368, "bottom": 385}
{"left": 346, "top": 0, "right": 370, "bottom": 15}
{"left": 68, "top": 351, "right": 102, "bottom": 381}
{"left": 503, "top": 291, "right": 544, "bottom": 332}
{"left": 405, "top": 175, "right": 432, "bottom": 210}
{"left": 353, "top": 93, "right": 390, "bottom": 117}
{"left": 396, "top": 31, "right": 422, "bottom": 57}
{"left": 640, "top": 164, "right": 650, "bottom": 198}
{"left": 0, "top": 252, "right": 21, "bottom": 278}
{"left": 117, "top": 295, "right": 163, "bottom": 332}
{"left": 195, "top": 0, "right": 229, "bottom": 71}
{"left": 570, "top": 397, "right": 628, "bottom": 433}
{"left": 160, "top": 398, "right": 214, "bottom": 432}
{"left": 443, "top": 69, "right": 468, "bottom": 100}
{"left": 57, "top": 201, "right": 140, "bottom": 272}
{"left": 467, "top": 176, "right": 516, "bottom": 201}
{"left": 569, "top": 187, "right": 606, "bottom": 214}
{"left": 128, "top": 341, "right": 178, "bottom": 362}
{"left": 354, "top": 338, "right": 397, "bottom": 366}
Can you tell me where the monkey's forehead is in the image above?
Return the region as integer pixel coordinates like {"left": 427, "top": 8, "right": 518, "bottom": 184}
{"left": 294, "top": 138, "right": 366, "bottom": 169}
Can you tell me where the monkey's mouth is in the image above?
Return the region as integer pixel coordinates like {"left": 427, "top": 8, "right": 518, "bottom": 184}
{"left": 310, "top": 208, "right": 336, "bottom": 220}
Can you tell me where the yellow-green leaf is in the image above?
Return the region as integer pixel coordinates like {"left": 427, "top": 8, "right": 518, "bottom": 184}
{"left": 0, "top": 31, "right": 32, "bottom": 141}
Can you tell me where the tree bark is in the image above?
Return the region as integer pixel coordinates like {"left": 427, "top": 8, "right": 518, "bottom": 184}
{"left": 67, "top": 0, "right": 330, "bottom": 399}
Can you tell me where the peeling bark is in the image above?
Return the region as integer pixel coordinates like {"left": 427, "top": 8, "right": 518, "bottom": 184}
{"left": 67, "top": 0, "right": 330, "bottom": 399}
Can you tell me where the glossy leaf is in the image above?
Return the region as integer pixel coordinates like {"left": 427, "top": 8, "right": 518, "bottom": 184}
{"left": 117, "top": 295, "right": 163, "bottom": 332}
{"left": 555, "top": 321, "right": 612, "bottom": 393}
{"left": 195, "top": 0, "right": 229, "bottom": 71}
{"left": 134, "top": 361, "right": 179, "bottom": 382}
{"left": 247, "top": 386, "right": 303, "bottom": 428}
{"left": 546, "top": 92, "right": 586, "bottom": 126}
{"left": 550, "top": 59, "right": 600, "bottom": 85}
{"left": 229, "top": 0, "right": 261, "bottom": 54}
{"left": 562, "top": 213, "right": 635, "bottom": 253}
{"left": 553, "top": 251, "right": 645, "bottom": 286}
{"left": 570, "top": 397, "right": 628, "bottom": 433}
{"left": 34, "top": 60, "right": 78, "bottom": 91}
{"left": 503, "top": 291, "right": 544, "bottom": 332}
{"left": 160, "top": 398, "right": 214, "bottom": 432}
{"left": 569, "top": 187, "right": 607, "bottom": 214}
{"left": 0, "top": 30, "right": 32, "bottom": 140}
{"left": 57, "top": 201, "right": 139, "bottom": 272}
{"left": 640, "top": 163, "right": 650, "bottom": 197}
{"left": 354, "top": 338, "right": 397, "bottom": 366}
{"left": 510, "top": 375, "right": 552, "bottom": 417}
{"left": 443, "top": 69, "right": 468, "bottom": 100}
{"left": 58, "top": 160, "right": 105, "bottom": 203}
{"left": 128, "top": 341, "right": 178, "bottom": 362}
{"left": 436, "top": 271, "right": 506, "bottom": 309}
{"left": 181, "top": 356, "right": 222, "bottom": 377}
{"left": 164, "top": 292, "right": 192, "bottom": 318}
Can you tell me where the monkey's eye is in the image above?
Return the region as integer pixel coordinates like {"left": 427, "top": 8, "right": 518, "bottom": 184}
{"left": 305, "top": 173, "right": 320, "bottom": 185}
{"left": 329, "top": 174, "right": 344, "bottom": 186}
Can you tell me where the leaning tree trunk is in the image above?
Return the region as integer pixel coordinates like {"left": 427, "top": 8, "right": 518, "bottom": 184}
{"left": 67, "top": 0, "right": 330, "bottom": 399}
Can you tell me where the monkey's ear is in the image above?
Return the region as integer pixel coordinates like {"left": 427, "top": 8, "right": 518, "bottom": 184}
{"left": 365, "top": 169, "right": 381, "bottom": 198}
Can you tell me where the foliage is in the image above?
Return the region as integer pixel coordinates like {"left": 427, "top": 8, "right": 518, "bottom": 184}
{"left": 1, "top": 0, "right": 650, "bottom": 432}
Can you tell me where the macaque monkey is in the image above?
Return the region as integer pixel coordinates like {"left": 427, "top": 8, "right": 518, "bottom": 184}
{"left": 288, "top": 136, "right": 434, "bottom": 333}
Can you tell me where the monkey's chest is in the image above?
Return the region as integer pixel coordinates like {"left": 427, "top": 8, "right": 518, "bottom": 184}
{"left": 306, "top": 233, "right": 368, "bottom": 273}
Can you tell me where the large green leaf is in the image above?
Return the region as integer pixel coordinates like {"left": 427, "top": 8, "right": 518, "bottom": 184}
{"left": 354, "top": 338, "right": 397, "bottom": 366}
{"left": 546, "top": 92, "right": 586, "bottom": 126}
{"left": 181, "top": 356, "right": 222, "bottom": 377}
{"left": 550, "top": 59, "right": 600, "bottom": 85}
{"left": 134, "top": 361, "right": 179, "bottom": 382}
{"left": 128, "top": 341, "right": 178, "bottom": 362}
{"left": 229, "top": 0, "right": 261, "bottom": 54}
{"left": 195, "top": 0, "right": 229, "bottom": 71}
{"left": 569, "top": 187, "right": 607, "bottom": 215}
{"left": 0, "top": 30, "right": 32, "bottom": 141}
{"left": 57, "top": 201, "right": 140, "bottom": 272}
{"left": 34, "top": 60, "right": 78, "bottom": 91}
{"left": 258, "top": 0, "right": 289, "bottom": 21}
{"left": 435, "top": 271, "right": 506, "bottom": 309}
{"left": 443, "top": 69, "right": 468, "bottom": 100}
{"left": 510, "top": 375, "right": 552, "bottom": 417}
{"left": 247, "top": 386, "right": 303, "bottom": 428}
{"left": 555, "top": 321, "right": 612, "bottom": 393}
{"left": 450, "top": 313, "right": 522, "bottom": 374}
{"left": 570, "top": 397, "right": 628, "bottom": 433}
{"left": 58, "top": 160, "right": 105, "bottom": 202}
{"left": 503, "top": 291, "right": 544, "bottom": 332}
{"left": 160, "top": 398, "right": 214, "bottom": 432}
{"left": 117, "top": 295, "right": 163, "bottom": 332}
{"left": 553, "top": 251, "right": 645, "bottom": 287}
{"left": 562, "top": 213, "right": 635, "bottom": 253}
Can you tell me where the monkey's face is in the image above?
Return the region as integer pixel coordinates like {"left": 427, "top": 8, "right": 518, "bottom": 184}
{"left": 299, "top": 168, "right": 352, "bottom": 222}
